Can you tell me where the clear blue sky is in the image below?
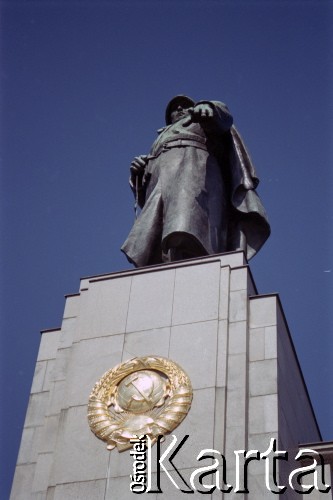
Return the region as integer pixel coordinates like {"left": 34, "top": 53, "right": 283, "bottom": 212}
{"left": 1, "top": 1, "right": 332, "bottom": 498}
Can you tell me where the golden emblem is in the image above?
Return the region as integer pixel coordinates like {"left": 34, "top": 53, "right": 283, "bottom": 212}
{"left": 87, "top": 356, "right": 193, "bottom": 451}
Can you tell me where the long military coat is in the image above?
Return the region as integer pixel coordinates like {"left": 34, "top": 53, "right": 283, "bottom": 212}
{"left": 121, "top": 101, "right": 270, "bottom": 267}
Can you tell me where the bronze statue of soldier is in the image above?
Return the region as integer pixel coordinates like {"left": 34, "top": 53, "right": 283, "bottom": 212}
{"left": 121, "top": 95, "right": 270, "bottom": 267}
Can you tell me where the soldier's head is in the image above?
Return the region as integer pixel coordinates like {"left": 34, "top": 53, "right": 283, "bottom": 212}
{"left": 165, "top": 95, "right": 195, "bottom": 125}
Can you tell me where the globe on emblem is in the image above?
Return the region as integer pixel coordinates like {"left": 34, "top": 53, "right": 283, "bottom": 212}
{"left": 116, "top": 370, "right": 168, "bottom": 413}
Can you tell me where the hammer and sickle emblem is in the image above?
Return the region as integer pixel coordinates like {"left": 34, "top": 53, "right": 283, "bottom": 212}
{"left": 125, "top": 373, "right": 155, "bottom": 408}
{"left": 88, "top": 356, "right": 193, "bottom": 451}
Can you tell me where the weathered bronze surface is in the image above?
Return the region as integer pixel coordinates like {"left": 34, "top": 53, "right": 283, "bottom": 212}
{"left": 121, "top": 95, "right": 270, "bottom": 266}
{"left": 87, "top": 356, "right": 193, "bottom": 451}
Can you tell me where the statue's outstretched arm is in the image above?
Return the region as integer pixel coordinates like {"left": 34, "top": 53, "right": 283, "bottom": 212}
{"left": 183, "top": 100, "right": 233, "bottom": 133}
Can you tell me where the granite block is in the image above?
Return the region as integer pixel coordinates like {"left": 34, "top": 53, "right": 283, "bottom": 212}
{"left": 225, "top": 388, "right": 247, "bottom": 429}
{"left": 38, "top": 330, "right": 59, "bottom": 361}
{"left": 53, "top": 479, "right": 106, "bottom": 499}
{"left": 32, "top": 452, "right": 53, "bottom": 493}
{"left": 17, "top": 426, "right": 40, "bottom": 465}
{"left": 52, "top": 347, "right": 70, "bottom": 382}
{"left": 247, "top": 432, "right": 279, "bottom": 453}
{"left": 249, "top": 394, "right": 278, "bottom": 434}
{"left": 10, "top": 464, "right": 36, "bottom": 500}
{"left": 43, "top": 359, "right": 55, "bottom": 391}
{"left": 63, "top": 294, "right": 80, "bottom": 319}
{"left": 172, "top": 262, "right": 220, "bottom": 325}
{"left": 249, "top": 359, "right": 277, "bottom": 396}
{"left": 51, "top": 406, "right": 110, "bottom": 484}
{"left": 25, "top": 392, "right": 50, "bottom": 428}
{"left": 37, "top": 414, "right": 60, "bottom": 453}
{"left": 213, "top": 387, "right": 226, "bottom": 452}
{"left": 249, "top": 328, "right": 265, "bottom": 362}
{"left": 77, "top": 277, "right": 131, "bottom": 340}
{"left": 216, "top": 320, "right": 228, "bottom": 388}
{"left": 219, "top": 252, "right": 246, "bottom": 268}
{"left": 228, "top": 321, "right": 247, "bottom": 355}
{"left": 224, "top": 425, "right": 246, "bottom": 466}
{"left": 169, "top": 321, "right": 218, "bottom": 390}
{"left": 126, "top": 270, "right": 175, "bottom": 332}
{"left": 250, "top": 296, "right": 277, "bottom": 329}
{"left": 219, "top": 266, "right": 230, "bottom": 320}
{"left": 122, "top": 327, "right": 170, "bottom": 360}
{"left": 46, "top": 380, "right": 66, "bottom": 416}
{"left": 58, "top": 317, "right": 75, "bottom": 349}
{"left": 31, "top": 361, "right": 47, "bottom": 394}
{"left": 264, "top": 325, "right": 277, "bottom": 359}
{"left": 229, "top": 290, "right": 247, "bottom": 323}
{"left": 227, "top": 354, "right": 246, "bottom": 391}
{"left": 65, "top": 334, "right": 124, "bottom": 408}
{"left": 230, "top": 267, "right": 248, "bottom": 292}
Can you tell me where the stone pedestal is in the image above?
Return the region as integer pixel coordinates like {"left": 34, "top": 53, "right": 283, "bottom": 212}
{"left": 10, "top": 252, "right": 330, "bottom": 499}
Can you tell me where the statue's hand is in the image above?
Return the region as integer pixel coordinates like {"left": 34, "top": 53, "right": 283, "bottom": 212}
{"left": 130, "top": 155, "right": 148, "bottom": 188}
{"left": 130, "top": 155, "right": 147, "bottom": 175}
{"left": 183, "top": 104, "right": 214, "bottom": 126}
